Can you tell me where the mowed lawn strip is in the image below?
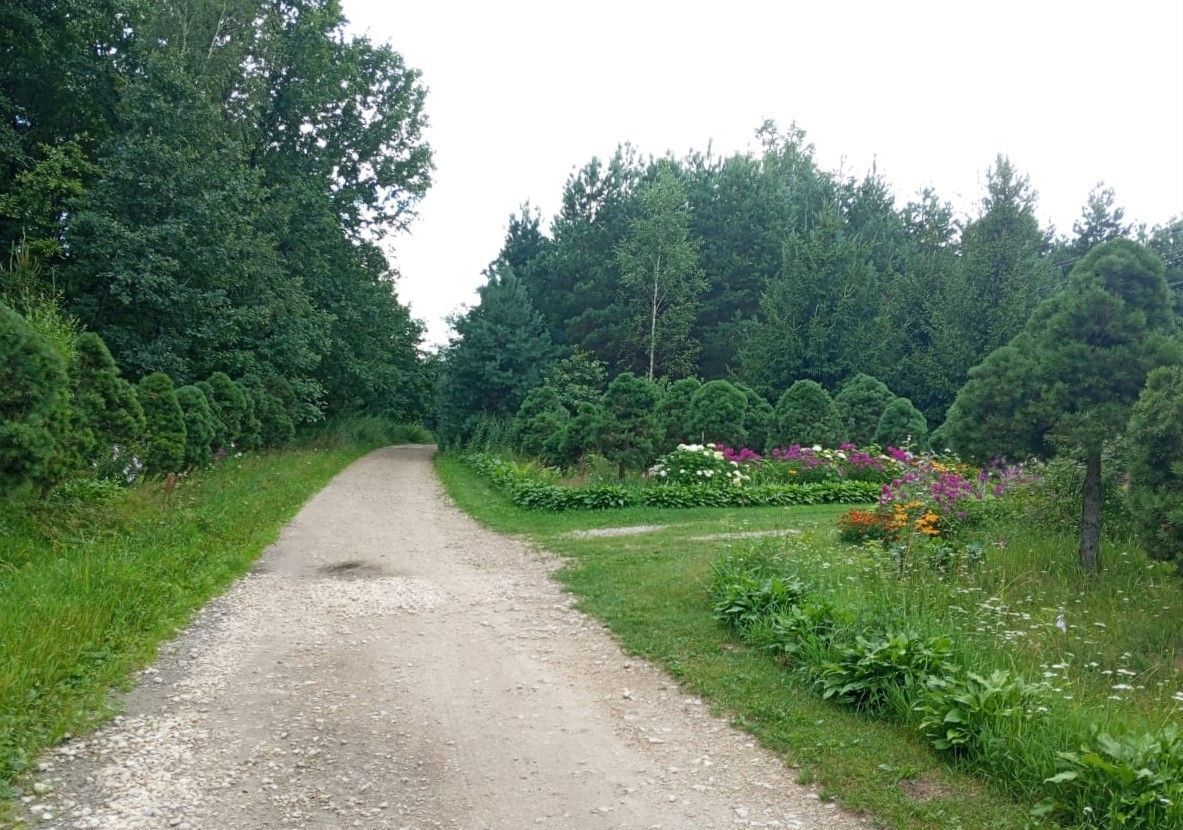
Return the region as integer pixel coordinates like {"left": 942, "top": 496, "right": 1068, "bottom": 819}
{"left": 436, "top": 453, "right": 1042, "bottom": 830}
{"left": 0, "top": 446, "right": 368, "bottom": 814}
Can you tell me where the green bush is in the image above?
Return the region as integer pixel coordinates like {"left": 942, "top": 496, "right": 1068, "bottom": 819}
{"left": 772, "top": 380, "right": 844, "bottom": 448}
{"left": 512, "top": 385, "right": 570, "bottom": 464}
{"left": 1126, "top": 366, "right": 1183, "bottom": 568}
{"left": 236, "top": 381, "right": 264, "bottom": 452}
{"left": 0, "top": 301, "right": 72, "bottom": 494}
{"left": 655, "top": 377, "right": 701, "bottom": 449}
{"left": 835, "top": 373, "right": 896, "bottom": 446}
{"left": 816, "top": 631, "right": 954, "bottom": 714}
{"left": 874, "top": 397, "right": 929, "bottom": 450}
{"left": 175, "top": 385, "right": 216, "bottom": 468}
{"left": 1037, "top": 727, "right": 1183, "bottom": 829}
{"left": 649, "top": 443, "right": 746, "bottom": 486}
{"left": 560, "top": 401, "right": 605, "bottom": 463}
{"left": 241, "top": 375, "right": 294, "bottom": 448}
{"left": 205, "top": 372, "right": 248, "bottom": 450}
{"left": 72, "top": 332, "right": 144, "bottom": 459}
{"left": 711, "top": 575, "right": 808, "bottom": 632}
{"left": 917, "top": 669, "right": 1042, "bottom": 755}
{"left": 736, "top": 383, "right": 773, "bottom": 455}
{"left": 600, "top": 372, "right": 661, "bottom": 475}
{"left": 136, "top": 372, "right": 186, "bottom": 474}
{"left": 688, "top": 380, "right": 748, "bottom": 446}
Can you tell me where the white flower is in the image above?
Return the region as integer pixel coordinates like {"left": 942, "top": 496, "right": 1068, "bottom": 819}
{"left": 811, "top": 445, "right": 822, "bottom": 452}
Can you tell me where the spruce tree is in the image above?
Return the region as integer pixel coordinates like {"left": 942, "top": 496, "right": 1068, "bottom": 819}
{"left": 655, "top": 377, "right": 701, "bottom": 449}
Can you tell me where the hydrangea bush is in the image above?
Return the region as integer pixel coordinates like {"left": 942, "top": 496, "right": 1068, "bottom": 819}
{"left": 649, "top": 443, "right": 748, "bottom": 487}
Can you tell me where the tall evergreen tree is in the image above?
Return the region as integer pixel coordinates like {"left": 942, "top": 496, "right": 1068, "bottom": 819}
{"left": 435, "top": 268, "right": 557, "bottom": 446}
{"left": 947, "top": 240, "right": 1181, "bottom": 572}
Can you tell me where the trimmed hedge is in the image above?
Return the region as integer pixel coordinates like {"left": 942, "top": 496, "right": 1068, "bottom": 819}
{"left": 465, "top": 452, "right": 879, "bottom": 512}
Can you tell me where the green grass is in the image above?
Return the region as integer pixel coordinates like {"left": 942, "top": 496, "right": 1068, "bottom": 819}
{"left": 435, "top": 453, "right": 1046, "bottom": 829}
{"left": 0, "top": 445, "right": 370, "bottom": 816}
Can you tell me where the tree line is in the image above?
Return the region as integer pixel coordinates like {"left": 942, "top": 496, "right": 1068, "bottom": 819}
{"left": 1, "top": 0, "right": 434, "bottom": 441}
{"left": 438, "top": 122, "right": 1181, "bottom": 441}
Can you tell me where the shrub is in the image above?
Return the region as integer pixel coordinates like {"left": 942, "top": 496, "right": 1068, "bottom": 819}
{"left": 175, "top": 385, "right": 216, "bottom": 468}
{"left": 513, "top": 385, "right": 570, "bottom": 464}
{"left": 205, "top": 372, "right": 248, "bottom": 450}
{"left": 816, "top": 631, "right": 955, "bottom": 714}
{"left": 649, "top": 443, "right": 747, "bottom": 487}
{"left": 711, "top": 575, "right": 808, "bottom": 632}
{"left": 752, "top": 600, "right": 847, "bottom": 666}
{"left": 136, "top": 372, "right": 186, "bottom": 474}
{"left": 560, "top": 401, "right": 605, "bottom": 463}
{"left": 655, "top": 377, "right": 700, "bottom": 449}
{"left": 0, "top": 301, "right": 72, "bottom": 494}
{"left": 874, "top": 397, "right": 929, "bottom": 450}
{"left": 772, "top": 380, "right": 844, "bottom": 448}
{"left": 237, "top": 381, "right": 264, "bottom": 451}
{"left": 600, "top": 372, "right": 661, "bottom": 475}
{"left": 688, "top": 380, "right": 748, "bottom": 446}
{"left": 835, "top": 373, "right": 896, "bottom": 446}
{"left": 1036, "top": 727, "right": 1183, "bottom": 829}
{"left": 242, "top": 375, "right": 295, "bottom": 448}
{"left": 917, "top": 669, "right": 1042, "bottom": 755}
{"left": 194, "top": 380, "right": 225, "bottom": 448}
{"left": 1126, "top": 366, "right": 1183, "bottom": 568}
{"left": 72, "top": 332, "right": 144, "bottom": 458}
{"left": 736, "top": 383, "right": 773, "bottom": 454}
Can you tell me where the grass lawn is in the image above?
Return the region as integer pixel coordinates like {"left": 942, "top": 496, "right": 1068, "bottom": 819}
{"left": 435, "top": 452, "right": 1051, "bottom": 830}
{"left": 0, "top": 445, "right": 370, "bottom": 818}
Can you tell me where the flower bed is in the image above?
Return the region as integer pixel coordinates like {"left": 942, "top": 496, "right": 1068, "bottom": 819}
{"left": 464, "top": 452, "right": 880, "bottom": 512}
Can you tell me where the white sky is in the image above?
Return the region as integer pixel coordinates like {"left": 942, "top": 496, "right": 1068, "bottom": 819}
{"left": 343, "top": 0, "right": 1183, "bottom": 346}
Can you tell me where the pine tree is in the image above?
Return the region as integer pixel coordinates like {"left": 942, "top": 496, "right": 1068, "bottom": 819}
{"left": 1126, "top": 366, "right": 1183, "bottom": 570}
{"left": 600, "top": 372, "right": 661, "bottom": 476}
{"left": 688, "top": 380, "right": 748, "bottom": 446}
{"left": 771, "top": 380, "right": 844, "bottom": 448}
{"left": 835, "top": 374, "right": 896, "bottom": 446}
{"left": 947, "top": 240, "right": 1181, "bottom": 572}
{"left": 874, "top": 398, "right": 928, "bottom": 450}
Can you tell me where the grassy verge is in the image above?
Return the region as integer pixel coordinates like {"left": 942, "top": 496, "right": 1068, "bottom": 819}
{"left": 0, "top": 444, "right": 372, "bottom": 816}
{"left": 435, "top": 453, "right": 1043, "bottom": 829}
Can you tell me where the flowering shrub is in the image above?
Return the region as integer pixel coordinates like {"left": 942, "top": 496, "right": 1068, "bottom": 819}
{"left": 649, "top": 444, "right": 747, "bottom": 487}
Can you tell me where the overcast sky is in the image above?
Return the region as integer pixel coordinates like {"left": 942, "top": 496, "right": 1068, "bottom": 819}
{"left": 342, "top": 0, "right": 1183, "bottom": 346}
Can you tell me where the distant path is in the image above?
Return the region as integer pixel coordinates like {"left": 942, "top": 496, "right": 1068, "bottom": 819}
{"left": 23, "top": 446, "right": 864, "bottom": 830}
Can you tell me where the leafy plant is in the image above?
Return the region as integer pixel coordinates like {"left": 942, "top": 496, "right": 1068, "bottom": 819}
{"left": 1035, "top": 727, "right": 1183, "bottom": 828}
{"left": 711, "top": 575, "right": 808, "bottom": 632}
{"left": 917, "top": 669, "right": 1042, "bottom": 754}
{"left": 817, "top": 631, "right": 955, "bottom": 713}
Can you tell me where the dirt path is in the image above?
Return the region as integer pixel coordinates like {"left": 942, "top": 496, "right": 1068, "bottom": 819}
{"left": 20, "top": 446, "right": 866, "bottom": 830}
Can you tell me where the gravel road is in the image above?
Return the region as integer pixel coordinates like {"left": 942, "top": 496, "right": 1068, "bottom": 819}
{"left": 18, "top": 445, "right": 867, "bottom": 830}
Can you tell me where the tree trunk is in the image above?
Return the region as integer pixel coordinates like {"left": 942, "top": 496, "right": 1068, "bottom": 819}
{"left": 1079, "top": 449, "right": 1102, "bottom": 574}
{"left": 648, "top": 261, "right": 660, "bottom": 381}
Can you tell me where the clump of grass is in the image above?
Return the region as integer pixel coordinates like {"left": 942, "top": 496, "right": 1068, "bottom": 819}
{"left": 0, "top": 446, "right": 365, "bottom": 815}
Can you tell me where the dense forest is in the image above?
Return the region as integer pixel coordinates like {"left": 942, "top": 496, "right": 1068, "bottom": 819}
{"left": 438, "top": 123, "right": 1182, "bottom": 445}
{"left": 1, "top": 0, "right": 434, "bottom": 433}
